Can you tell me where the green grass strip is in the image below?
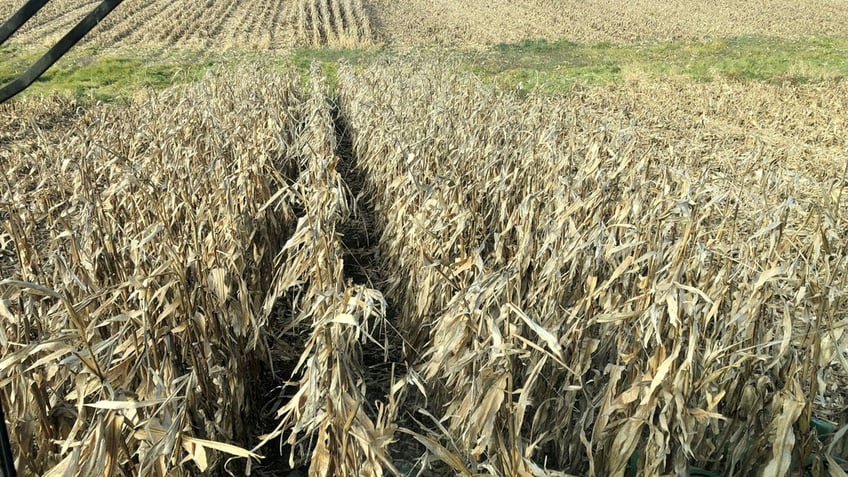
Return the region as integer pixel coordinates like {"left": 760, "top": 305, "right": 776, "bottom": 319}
{"left": 2, "top": 35, "right": 848, "bottom": 101}
{"left": 470, "top": 35, "right": 848, "bottom": 94}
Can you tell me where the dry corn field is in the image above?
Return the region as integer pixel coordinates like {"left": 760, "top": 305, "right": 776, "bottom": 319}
{"left": 2, "top": 60, "right": 848, "bottom": 476}
{"left": 0, "top": 0, "right": 373, "bottom": 49}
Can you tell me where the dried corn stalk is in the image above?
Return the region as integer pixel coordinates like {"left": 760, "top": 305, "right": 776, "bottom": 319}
{"left": 257, "top": 65, "right": 396, "bottom": 477}
{"left": 336, "top": 59, "right": 848, "bottom": 476}
{"left": 1, "top": 67, "right": 306, "bottom": 476}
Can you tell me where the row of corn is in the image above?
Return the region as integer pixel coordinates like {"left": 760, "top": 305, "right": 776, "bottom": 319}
{"left": 1, "top": 59, "right": 846, "bottom": 476}
{"left": 335, "top": 59, "right": 847, "bottom": 475}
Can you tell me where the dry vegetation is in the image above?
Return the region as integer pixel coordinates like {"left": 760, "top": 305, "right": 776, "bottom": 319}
{"left": 0, "top": 68, "right": 306, "bottom": 475}
{"left": 1, "top": 58, "right": 847, "bottom": 476}
{"left": 4, "top": 2, "right": 848, "bottom": 477}
{"left": 334, "top": 60, "right": 848, "bottom": 475}
{"left": 6, "top": 0, "right": 848, "bottom": 50}
{"left": 370, "top": 0, "right": 848, "bottom": 47}
{"left": 292, "top": 0, "right": 373, "bottom": 48}
{"left": 0, "top": 0, "right": 373, "bottom": 50}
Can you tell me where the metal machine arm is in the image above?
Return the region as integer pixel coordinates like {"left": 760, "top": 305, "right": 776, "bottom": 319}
{"left": 0, "top": 0, "right": 50, "bottom": 45}
{"left": 0, "top": 0, "right": 125, "bottom": 103}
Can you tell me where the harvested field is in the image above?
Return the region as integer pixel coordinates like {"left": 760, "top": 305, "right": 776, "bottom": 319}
{"left": 293, "top": 0, "right": 373, "bottom": 48}
{"left": 1, "top": 58, "right": 847, "bottom": 475}
{"left": 370, "top": 0, "right": 848, "bottom": 47}
{"left": 6, "top": 0, "right": 848, "bottom": 50}
{"left": 0, "top": 0, "right": 373, "bottom": 50}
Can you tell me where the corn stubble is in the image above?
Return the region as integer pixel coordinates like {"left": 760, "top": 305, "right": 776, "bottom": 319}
{"left": 294, "top": 0, "right": 373, "bottom": 48}
{"left": 0, "top": 0, "right": 372, "bottom": 50}
{"left": 1, "top": 60, "right": 847, "bottom": 476}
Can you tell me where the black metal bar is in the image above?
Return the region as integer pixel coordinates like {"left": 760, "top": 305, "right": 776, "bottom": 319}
{"left": 0, "top": 0, "right": 124, "bottom": 104}
{"left": 0, "top": 0, "right": 51, "bottom": 46}
{"left": 0, "top": 396, "right": 15, "bottom": 477}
